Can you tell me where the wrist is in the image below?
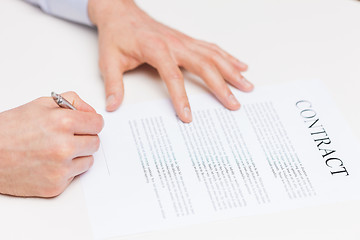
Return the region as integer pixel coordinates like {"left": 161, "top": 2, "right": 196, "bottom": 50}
{"left": 88, "top": 0, "right": 136, "bottom": 26}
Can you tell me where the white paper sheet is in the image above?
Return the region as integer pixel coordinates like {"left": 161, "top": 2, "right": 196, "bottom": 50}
{"left": 82, "top": 80, "right": 360, "bottom": 240}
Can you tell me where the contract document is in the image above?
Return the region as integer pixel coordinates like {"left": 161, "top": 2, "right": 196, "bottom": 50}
{"left": 82, "top": 80, "right": 360, "bottom": 240}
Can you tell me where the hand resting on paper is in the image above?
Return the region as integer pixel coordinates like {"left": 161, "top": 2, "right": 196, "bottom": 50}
{"left": 0, "top": 92, "right": 103, "bottom": 197}
{"left": 88, "top": 0, "right": 254, "bottom": 123}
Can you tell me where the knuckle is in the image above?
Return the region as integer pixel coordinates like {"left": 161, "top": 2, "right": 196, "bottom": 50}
{"left": 58, "top": 115, "right": 75, "bottom": 131}
{"left": 149, "top": 37, "right": 167, "bottom": 51}
{"left": 226, "top": 64, "right": 242, "bottom": 78}
{"left": 40, "top": 171, "right": 68, "bottom": 197}
{"left": 60, "top": 144, "right": 75, "bottom": 159}
{"left": 52, "top": 168, "right": 68, "bottom": 182}
{"left": 41, "top": 183, "right": 66, "bottom": 198}
{"left": 209, "top": 51, "right": 222, "bottom": 63}
{"left": 53, "top": 142, "right": 75, "bottom": 160}
{"left": 220, "top": 83, "right": 231, "bottom": 95}
{"left": 231, "top": 69, "right": 242, "bottom": 78}
{"left": 209, "top": 43, "right": 220, "bottom": 50}
{"left": 197, "top": 39, "right": 208, "bottom": 45}
{"left": 198, "top": 60, "right": 214, "bottom": 74}
{"left": 51, "top": 110, "right": 73, "bottom": 129}
{"left": 166, "top": 35, "right": 185, "bottom": 49}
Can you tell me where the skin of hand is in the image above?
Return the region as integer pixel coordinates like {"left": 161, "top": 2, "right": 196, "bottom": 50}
{"left": 0, "top": 92, "right": 104, "bottom": 198}
{"left": 88, "top": 0, "right": 254, "bottom": 123}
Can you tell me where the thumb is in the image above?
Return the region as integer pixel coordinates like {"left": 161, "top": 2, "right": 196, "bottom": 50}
{"left": 61, "top": 91, "right": 96, "bottom": 113}
{"left": 99, "top": 52, "right": 125, "bottom": 112}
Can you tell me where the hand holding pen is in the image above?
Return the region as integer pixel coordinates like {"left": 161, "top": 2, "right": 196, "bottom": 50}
{"left": 0, "top": 92, "right": 103, "bottom": 197}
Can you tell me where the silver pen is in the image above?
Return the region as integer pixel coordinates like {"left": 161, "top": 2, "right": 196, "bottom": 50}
{"left": 51, "top": 92, "right": 77, "bottom": 110}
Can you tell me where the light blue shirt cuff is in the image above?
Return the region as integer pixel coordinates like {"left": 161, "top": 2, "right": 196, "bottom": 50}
{"left": 25, "top": 0, "right": 93, "bottom": 27}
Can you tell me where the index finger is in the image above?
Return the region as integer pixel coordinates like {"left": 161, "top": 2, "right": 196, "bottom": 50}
{"left": 61, "top": 91, "right": 97, "bottom": 113}
{"left": 60, "top": 110, "right": 104, "bottom": 135}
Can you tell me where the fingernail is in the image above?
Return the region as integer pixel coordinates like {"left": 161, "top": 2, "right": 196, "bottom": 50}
{"left": 106, "top": 95, "right": 116, "bottom": 108}
{"left": 242, "top": 77, "right": 254, "bottom": 89}
{"left": 183, "top": 107, "right": 192, "bottom": 122}
{"left": 228, "top": 94, "right": 240, "bottom": 106}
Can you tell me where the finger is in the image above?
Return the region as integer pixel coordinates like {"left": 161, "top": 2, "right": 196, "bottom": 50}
{"left": 99, "top": 46, "right": 126, "bottom": 112}
{"left": 178, "top": 52, "right": 240, "bottom": 111}
{"left": 58, "top": 110, "right": 104, "bottom": 135}
{"left": 70, "top": 156, "right": 94, "bottom": 177}
{"left": 196, "top": 40, "right": 248, "bottom": 71}
{"left": 72, "top": 112, "right": 104, "bottom": 135}
{"left": 60, "top": 91, "right": 96, "bottom": 113}
{"left": 65, "top": 177, "right": 74, "bottom": 190}
{"left": 146, "top": 50, "right": 192, "bottom": 123}
{"left": 71, "top": 135, "right": 100, "bottom": 158}
{"left": 195, "top": 46, "right": 253, "bottom": 92}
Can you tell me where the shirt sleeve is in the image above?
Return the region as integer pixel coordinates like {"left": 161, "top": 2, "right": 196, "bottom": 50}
{"left": 24, "top": 0, "right": 93, "bottom": 26}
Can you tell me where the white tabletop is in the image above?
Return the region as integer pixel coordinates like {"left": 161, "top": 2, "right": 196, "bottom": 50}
{"left": 1, "top": 0, "right": 360, "bottom": 239}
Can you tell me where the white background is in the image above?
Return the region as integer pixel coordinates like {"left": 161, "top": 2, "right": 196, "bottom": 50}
{"left": 0, "top": 0, "right": 360, "bottom": 239}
